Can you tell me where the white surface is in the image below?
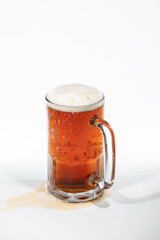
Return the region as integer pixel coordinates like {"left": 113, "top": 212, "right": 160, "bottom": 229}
{"left": 0, "top": 176, "right": 160, "bottom": 240}
{"left": 0, "top": 0, "right": 160, "bottom": 239}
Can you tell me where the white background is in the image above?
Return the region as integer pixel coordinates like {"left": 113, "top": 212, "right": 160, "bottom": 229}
{"left": 0, "top": 1, "right": 160, "bottom": 240}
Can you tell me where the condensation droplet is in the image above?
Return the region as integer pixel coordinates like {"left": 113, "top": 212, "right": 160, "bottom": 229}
{"left": 51, "top": 134, "right": 54, "bottom": 139}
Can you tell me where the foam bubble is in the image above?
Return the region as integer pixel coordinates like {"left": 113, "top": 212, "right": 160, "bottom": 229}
{"left": 46, "top": 84, "right": 104, "bottom": 112}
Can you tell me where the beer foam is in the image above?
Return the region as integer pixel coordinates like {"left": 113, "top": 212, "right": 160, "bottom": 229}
{"left": 46, "top": 84, "right": 104, "bottom": 112}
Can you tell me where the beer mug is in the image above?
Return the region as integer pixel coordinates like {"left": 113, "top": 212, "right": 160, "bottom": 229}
{"left": 45, "top": 84, "right": 115, "bottom": 202}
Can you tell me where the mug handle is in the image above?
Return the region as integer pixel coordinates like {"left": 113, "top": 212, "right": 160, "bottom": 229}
{"left": 89, "top": 115, "right": 116, "bottom": 190}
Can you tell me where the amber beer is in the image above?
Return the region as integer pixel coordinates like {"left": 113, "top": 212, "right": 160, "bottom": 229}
{"left": 46, "top": 84, "right": 115, "bottom": 202}
{"left": 47, "top": 105, "right": 103, "bottom": 193}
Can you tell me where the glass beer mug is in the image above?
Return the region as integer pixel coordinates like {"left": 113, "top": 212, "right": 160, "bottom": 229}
{"left": 45, "top": 84, "right": 115, "bottom": 202}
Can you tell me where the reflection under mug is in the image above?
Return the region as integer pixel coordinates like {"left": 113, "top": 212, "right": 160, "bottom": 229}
{"left": 45, "top": 84, "right": 115, "bottom": 202}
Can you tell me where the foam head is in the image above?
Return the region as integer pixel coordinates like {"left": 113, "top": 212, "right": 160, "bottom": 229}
{"left": 46, "top": 84, "right": 104, "bottom": 112}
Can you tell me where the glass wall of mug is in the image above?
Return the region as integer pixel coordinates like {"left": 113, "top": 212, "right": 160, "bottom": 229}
{"left": 46, "top": 84, "right": 115, "bottom": 202}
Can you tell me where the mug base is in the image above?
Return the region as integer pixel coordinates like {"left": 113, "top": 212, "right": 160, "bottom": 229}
{"left": 47, "top": 183, "right": 103, "bottom": 203}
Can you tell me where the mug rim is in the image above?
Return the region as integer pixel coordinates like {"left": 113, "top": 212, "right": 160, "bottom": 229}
{"left": 45, "top": 92, "right": 105, "bottom": 112}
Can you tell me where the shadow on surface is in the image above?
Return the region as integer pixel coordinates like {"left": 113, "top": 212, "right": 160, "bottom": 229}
{"left": 16, "top": 179, "right": 44, "bottom": 189}
{"left": 93, "top": 199, "right": 111, "bottom": 208}
{"left": 15, "top": 174, "right": 160, "bottom": 209}
{"left": 109, "top": 175, "right": 160, "bottom": 204}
